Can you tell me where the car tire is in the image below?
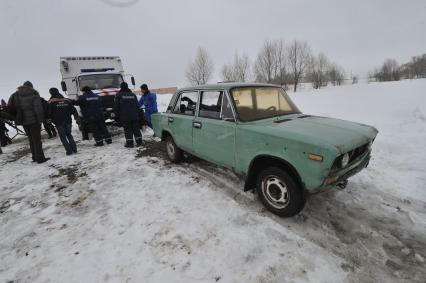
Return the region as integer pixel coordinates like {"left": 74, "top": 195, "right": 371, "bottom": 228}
{"left": 256, "top": 167, "right": 305, "bottom": 217}
{"left": 165, "top": 136, "right": 183, "bottom": 163}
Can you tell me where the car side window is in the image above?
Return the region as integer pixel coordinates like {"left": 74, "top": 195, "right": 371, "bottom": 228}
{"left": 221, "top": 93, "right": 235, "bottom": 120}
{"left": 199, "top": 91, "right": 223, "bottom": 119}
{"left": 173, "top": 91, "right": 198, "bottom": 116}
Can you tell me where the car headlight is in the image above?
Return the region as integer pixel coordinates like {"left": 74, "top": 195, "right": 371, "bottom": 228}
{"left": 341, "top": 153, "right": 350, "bottom": 168}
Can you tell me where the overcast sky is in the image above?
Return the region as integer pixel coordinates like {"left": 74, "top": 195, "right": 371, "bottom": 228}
{"left": 0, "top": 0, "right": 425, "bottom": 97}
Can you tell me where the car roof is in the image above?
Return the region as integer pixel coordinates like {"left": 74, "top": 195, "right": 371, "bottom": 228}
{"left": 178, "top": 82, "right": 283, "bottom": 92}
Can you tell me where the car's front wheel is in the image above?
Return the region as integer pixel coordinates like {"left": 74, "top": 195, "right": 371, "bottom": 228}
{"left": 165, "top": 136, "right": 183, "bottom": 163}
{"left": 257, "top": 167, "right": 305, "bottom": 217}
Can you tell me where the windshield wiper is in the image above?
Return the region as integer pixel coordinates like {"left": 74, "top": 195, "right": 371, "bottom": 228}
{"left": 274, "top": 118, "right": 292, "bottom": 123}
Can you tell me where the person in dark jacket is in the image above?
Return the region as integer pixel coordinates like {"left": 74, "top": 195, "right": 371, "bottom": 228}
{"left": 7, "top": 81, "right": 49, "bottom": 163}
{"left": 114, "top": 82, "right": 142, "bottom": 148}
{"left": 75, "top": 86, "right": 112, "bottom": 146}
{"left": 138, "top": 84, "right": 158, "bottom": 128}
{"left": 0, "top": 101, "right": 14, "bottom": 147}
{"left": 41, "top": 97, "right": 57, "bottom": 139}
{"left": 0, "top": 118, "right": 4, "bottom": 154}
{"left": 0, "top": 118, "right": 12, "bottom": 147}
{"left": 48, "top": 88, "right": 78, "bottom": 155}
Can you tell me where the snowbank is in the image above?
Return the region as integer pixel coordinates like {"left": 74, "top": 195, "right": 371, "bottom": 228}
{"left": 1, "top": 79, "right": 425, "bottom": 283}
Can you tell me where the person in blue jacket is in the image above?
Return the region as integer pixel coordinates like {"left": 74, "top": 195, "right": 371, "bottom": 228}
{"left": 114, "top": 82, "right": 142, "bottom": 148}
{"left": 48, "top": 88, "right": 78, "bottom": 155}
{"left": 76, "top": 86, "right": 112, "bottom": 146}
{"left": 138, "top": 84, "right": 158, "bottom": 128}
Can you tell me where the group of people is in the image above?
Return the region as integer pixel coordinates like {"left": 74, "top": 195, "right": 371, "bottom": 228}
{"left": 0, "top": 81, "right": 158, "bottom": 163}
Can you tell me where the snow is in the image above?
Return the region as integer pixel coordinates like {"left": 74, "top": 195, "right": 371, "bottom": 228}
{"left": 1, "top": 79, "right": 426, "bottom": 283}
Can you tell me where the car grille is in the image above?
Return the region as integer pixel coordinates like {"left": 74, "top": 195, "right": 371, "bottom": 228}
{"left": 101, "top": 95, "right": 115, "bottom": 109}
{"left": 332, "top": 142, "right": 370, "bottom": 169}
{"left": 348, "top": 143, "right": 369, "bottom": 164}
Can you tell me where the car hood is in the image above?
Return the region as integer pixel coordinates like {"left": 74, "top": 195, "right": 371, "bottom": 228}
{"left": 255, "top": 115, "right": 378, "bottom": 154}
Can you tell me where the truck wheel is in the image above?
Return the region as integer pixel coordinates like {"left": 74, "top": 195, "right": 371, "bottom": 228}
{"left": 256, "top": 167, "right": 305, "bottom": 217}
{"left": 165, "top": 136, "right": 183, "bottom": 163}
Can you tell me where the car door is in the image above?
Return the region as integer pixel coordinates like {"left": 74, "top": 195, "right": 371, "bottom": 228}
{"left": 166, "top": 91, "right": 199, "bottom": 153}
{"left": 193, "top": 90, "right": 236, "bottom": 169}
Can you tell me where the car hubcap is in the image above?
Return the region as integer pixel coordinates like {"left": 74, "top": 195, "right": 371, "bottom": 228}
{"left": 167, "top": 140, "right": 175, "bottom": 157}
{"left": 262, "top": 175, "right": 290, "bottom": 209}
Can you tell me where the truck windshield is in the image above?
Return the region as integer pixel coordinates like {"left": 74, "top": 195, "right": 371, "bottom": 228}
{"left": 78, "top": 74, "right": 123, "bottom": 90}
{"left": 230, "top": 87, "right": 300, "bottom": 122}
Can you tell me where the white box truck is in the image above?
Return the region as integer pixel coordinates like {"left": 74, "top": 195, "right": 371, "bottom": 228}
{"left": 59, "top": 56, "right": 135, "bottom": 139}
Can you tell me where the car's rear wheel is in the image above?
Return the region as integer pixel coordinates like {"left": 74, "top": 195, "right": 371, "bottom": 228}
{"left": 257, "top": 167, "right": 305, "bottom": 217}
{"left": 165, "top": 136, "right": 183, "bottom": 163}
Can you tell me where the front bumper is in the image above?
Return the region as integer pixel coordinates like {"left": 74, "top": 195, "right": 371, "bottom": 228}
{"left": 315, "top": 150, "right": 371, "bottom": 192}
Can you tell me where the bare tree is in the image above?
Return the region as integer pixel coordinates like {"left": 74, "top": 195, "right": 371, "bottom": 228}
{"left": 254, "top": 39, "right": 289, "bottom": 86}
{"left": 221, "top": 52, "right": 251, "bottom": 82}
{"left": 372, "top": 58, "right": 401, "bottom": 82}
{"left": 185, "top": 46, "right": 214, "bottom": 85}
{"left": 254, "top": 39, "right": 278, "bottom": 83}
{"left": 287, "top": 40, "right": 312, "bottom": 92}
{"left": 411, "top": 54, "right": 426, "bottom": 78}
{"left": 233, "top": 52, "right": 251, "bottom": 82}
{"left": 327, "top": 63, "right": 345, "bottom": 86}
{"left": 307, "top": 53, "right": 330, "bottom": 89}
{"left": 401, "top": 54, "right": 426, "bottom": 79}
{"left": 273, "top": 40, "right": 288, "bottom": 87}
{"left": 221, "top": 64, "right": 234, "bottom": 82}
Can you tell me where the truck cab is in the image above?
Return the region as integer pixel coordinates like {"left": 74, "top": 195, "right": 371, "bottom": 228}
{"left": 59, "top": 56, "right": 135, "bottom": 139}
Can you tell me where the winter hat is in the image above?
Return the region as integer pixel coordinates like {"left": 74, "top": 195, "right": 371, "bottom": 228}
{"left": 23, "top": 81, "right": 33, "bottom": 88}
{"left": 140, "top": 84, "right": 148, "bottom": 91}
{"left": 49, "top": 87, "right": 59, "bottom": 96}
{"left": 120, "top": 82, "right": 129, "bottom": 90}
{"left": 82, "top": 86, "right": 91, "bottom": 92}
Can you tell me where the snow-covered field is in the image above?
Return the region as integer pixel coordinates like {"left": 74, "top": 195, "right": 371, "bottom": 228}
{"left": 1, "top": 80, "right": 425, "bottom": 283}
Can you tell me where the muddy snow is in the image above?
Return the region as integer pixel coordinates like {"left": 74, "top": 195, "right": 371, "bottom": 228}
{"left": 1, "top": 80, "right": 425, "bottom": 283}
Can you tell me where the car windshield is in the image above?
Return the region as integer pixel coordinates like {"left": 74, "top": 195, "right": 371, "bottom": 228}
{"left": 230, "top": 87, "right": 300, "bottom": 121}
{"left": 78, "top": 74, "right": 123, "bottom": 90}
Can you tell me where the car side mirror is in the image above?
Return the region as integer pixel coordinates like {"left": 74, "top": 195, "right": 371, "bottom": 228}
{"left": 61, "top": 81, "right": 67, "bottom": 92}
{"left": 131, "top": 76, "right": 135, "bottom": 86}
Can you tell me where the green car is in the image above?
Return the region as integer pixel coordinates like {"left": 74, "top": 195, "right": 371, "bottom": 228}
{"left": 151, "top": 83, "right": 378, "bottom": 217}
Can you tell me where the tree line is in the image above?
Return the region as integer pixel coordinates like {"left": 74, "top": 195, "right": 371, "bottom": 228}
{"left": 185, "top": 40, "right": 426, "bottom": 90}
{"left": 370, "top": 54, "right": 426, "bottom": 82}
{"left": 185, "top": 39, "right": 346, "bottom": 92}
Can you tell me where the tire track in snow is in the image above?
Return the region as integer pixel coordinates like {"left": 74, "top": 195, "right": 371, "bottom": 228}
{"left": 138, "top": 138, "right": 426, "bottom": 283}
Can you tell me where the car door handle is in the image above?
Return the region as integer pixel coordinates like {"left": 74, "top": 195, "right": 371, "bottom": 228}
{"left": 193, "top": 121, "right": 202, "bottom": 129}
{"left": 168, "top": 117, "right": 174, "bottom": 123}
